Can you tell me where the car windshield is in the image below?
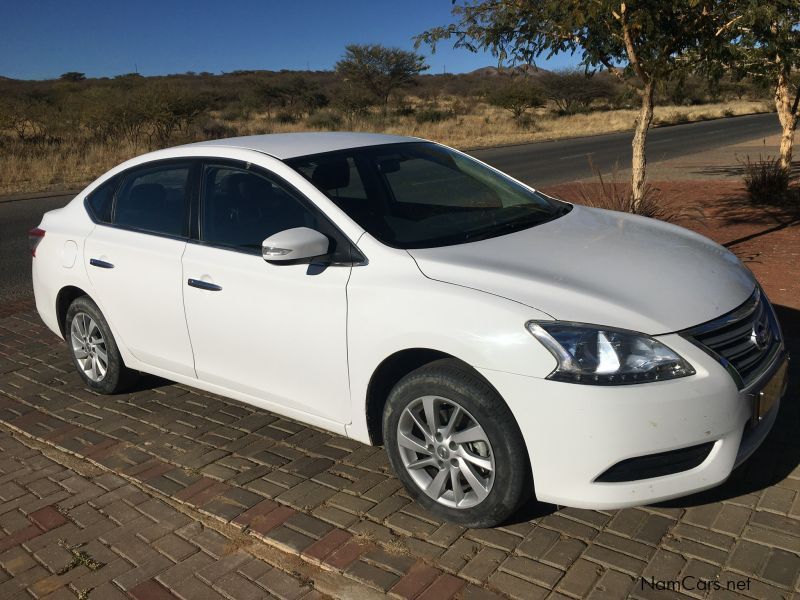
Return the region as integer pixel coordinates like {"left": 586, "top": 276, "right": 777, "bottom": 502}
{"left": 286, "top": 142, "right": 570, "bottom": 249}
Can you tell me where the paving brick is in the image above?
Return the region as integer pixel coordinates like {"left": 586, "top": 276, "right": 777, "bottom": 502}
{"left": 153, "top": 534, "right": 197, "bottom": 562}
{"left": 128, "top": 578, "right": 177, "bottom": 600}
{"left": 264, "top": 525, "right": 315, "bottom": 553}
{"left": 325, "top": 539, "right": 367, "bottom": 570}
{"left": 27, "top": 506, "right": 67, "bottom": 532}
{"left": 303, "top": 528, "right": 353, "bottom": 562}
{"left": 196, "top": 550, "right": 252, "bottom": 585}
{"left": 499, "top": 556, "right": 563, "bottom": 588}
{"left": 258, "top": 567, "right": 311, "bottom": 599}
{"left": 213, "top": 571, "right": 267, "bottom": 600}
{"left": 389, "top": 562, "right": 441, "bottom": 599}
{"left": 249, "top": 505, "right": 296, "bottom": 535}
{"left": 761, "top": 548, "right": 800, "bottom": 588}
{"left": 458, "top": 547, "right": 506, "bottom": 584}
{"left": 346, "top": 558, "right": 401, "bottom": 591}
{"left": 556, "top": 558, "right": 603, "bottom": 597}
{"left": 283, "top": 512, "right": 332, "bottom": 540}
{"left": 488, "top": 571, "right": 549, "bottom": 600}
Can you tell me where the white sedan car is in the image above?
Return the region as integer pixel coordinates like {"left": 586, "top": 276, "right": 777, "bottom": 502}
{"left": 30, "top": 132, "right": 787, "bottom": 527}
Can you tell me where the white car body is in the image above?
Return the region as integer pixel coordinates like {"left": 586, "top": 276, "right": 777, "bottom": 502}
{"left": 32, "top": 132, "right": 787, "bottom": 510}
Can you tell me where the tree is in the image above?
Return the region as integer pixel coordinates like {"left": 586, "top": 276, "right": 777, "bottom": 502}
{"left": 539, "top": 69, "right": 617, "bottom": 114}
{"left": 336, "top": 44, "right": 428, "bottom": 113}
{"left": 715, "top": 1, "right": 800, "bottom": 171}
{"left": 486, "top": 78, "right": 544, "bottom": 125}
{"left": 59, "top": 72, "right": 86, "bottom": 82}
{"left": 416, "top": 1, "right": 717, "bottom": 210}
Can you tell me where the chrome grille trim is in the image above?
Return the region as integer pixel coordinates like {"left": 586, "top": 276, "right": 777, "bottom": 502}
{"left": 681, "top": 288, "right": 783, "bottom": 389}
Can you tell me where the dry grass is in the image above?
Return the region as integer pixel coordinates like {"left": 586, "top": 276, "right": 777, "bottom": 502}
{"left": 0, "top": 99, "right": 771, "bottom": 195}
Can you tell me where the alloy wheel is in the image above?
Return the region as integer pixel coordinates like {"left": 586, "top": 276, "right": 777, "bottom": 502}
{"left": 70, "top": 312, "right": 108, "bottom": 382}
{"left": 396, "top": 395, "right": 495, "bottom": 509}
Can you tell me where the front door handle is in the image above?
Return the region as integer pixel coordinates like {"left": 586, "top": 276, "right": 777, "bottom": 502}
{"left": 187, "top": 278, "right": 222, "bottom": 291}
{"left": 89, "top": 258, "right": 114, "bottom": 269}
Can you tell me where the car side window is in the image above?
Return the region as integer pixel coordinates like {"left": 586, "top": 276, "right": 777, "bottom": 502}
{"left": 114, "top": 164, "right": 190, "bottom": 237}
{"left": 86, "top": 178, "right": 116, "bottom": 223}
{"left": 201, "top": 166, "right": 322, "bottom": 253}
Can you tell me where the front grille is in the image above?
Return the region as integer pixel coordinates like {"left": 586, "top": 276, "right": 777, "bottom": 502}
{"left": 595, "top": 442, "right": 715, "bottom": 483}
{"left": 682, "top": 289, "right": 782, "bottom": 389}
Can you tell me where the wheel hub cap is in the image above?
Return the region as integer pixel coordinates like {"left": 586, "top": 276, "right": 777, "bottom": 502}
{"left": 396, "top": 395, "right": 495, "bottom": 509}
{"left": 70, "top": 313, "right": 108, "bottom": 383}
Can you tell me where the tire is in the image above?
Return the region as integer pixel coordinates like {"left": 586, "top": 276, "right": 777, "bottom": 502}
{"left": 65, "top": 296, "right": 137, "bottom": 394}
{"left": 383, "top": 359, "right": 531, "bottom": 528}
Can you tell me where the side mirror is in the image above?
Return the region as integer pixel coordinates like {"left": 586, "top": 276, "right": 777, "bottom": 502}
{"left": 262, "top": 227, "right": 329, "bottom": 263}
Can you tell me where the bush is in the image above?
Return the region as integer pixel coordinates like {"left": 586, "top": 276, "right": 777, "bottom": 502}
{"left": 741, "top": 155, "right": 791, "bottom": 204}
{"left": 306, "top": 111, "right": 343, "bottom": 130}
{"left": 486, "top": 79, "right": 544, "bottom": 122}
{"left": 274, "top": 112, "right": 298, "bottom": 124}
{"left": 571, "top": 161, "right": 705, "bottom": 225}
{"left": 414, "top": 108, "right": 453, "bottom": 124}
{"left": 201, "top": 120, "right": 238, "bottom": 140}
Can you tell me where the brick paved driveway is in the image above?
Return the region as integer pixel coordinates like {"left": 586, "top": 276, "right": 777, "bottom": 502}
{"left": 0, "top": 425, "right": 356, "bottom": 599}
{"left": 0, "top": 298, "right": 798, "bottom": 600}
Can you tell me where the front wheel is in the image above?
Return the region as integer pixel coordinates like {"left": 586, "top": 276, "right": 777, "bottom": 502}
{"left": 383, "top": 359, "right": 531, "bottom": 528}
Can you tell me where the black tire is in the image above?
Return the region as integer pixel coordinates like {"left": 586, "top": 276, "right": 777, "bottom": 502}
{"left": 383, "top": 359, "right": 531, "bottom": 528}
{"left": 65, "top": 296, "right": 137, "bottom": 394}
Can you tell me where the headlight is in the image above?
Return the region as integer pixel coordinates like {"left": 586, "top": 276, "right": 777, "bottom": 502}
{"left": 526, "top": 321, "right": 695, "bottom": 385}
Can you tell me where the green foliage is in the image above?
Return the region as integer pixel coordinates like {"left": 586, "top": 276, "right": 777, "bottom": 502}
{"left": 539, "top": 69, "right": 618, "bottom": 114}
{"left": 331, "top": 84, "right": 376, "bottom": 126}
{"left": 416, "top": 1, "right": 717, "bottom": 87}
{"left": 336, "top": 44, "right": 428, "bottom": 108}
{"left": 485, "top": 78, "right": 544, "bottom": 123}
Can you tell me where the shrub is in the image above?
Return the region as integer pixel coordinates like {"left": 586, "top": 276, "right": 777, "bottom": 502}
{"left": 486, "top": 79, "right": 544, "bottom": 124}
{"left": 201, "top": 120, "right": 238, "bottom": 140}
{"left": 414, "top": 108, "right": 453, "bottom": 124}
{"left": 740, "top": 155, "right": 791, "bottom": 204}
{"left": 571, "top": 161, "right": 705, "bottom": 224}
{"left": 306, "top": 111, "right": 343, "bottom": 130}
{"left": 274, "top": 112, "right": 298, "bottom": 124}
{"left": 394, "top": 104, "right": 415, "bottom": 117}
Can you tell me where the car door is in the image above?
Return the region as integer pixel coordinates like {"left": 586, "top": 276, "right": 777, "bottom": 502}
{"left": 84, "top": 160, "right": 197, "bottom": 377}
{"left": 181, "top": 160, "right": 354, "bottom": 425}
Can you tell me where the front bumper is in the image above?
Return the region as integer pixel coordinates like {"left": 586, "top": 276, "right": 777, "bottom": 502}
{"left": 479, "top": 333, "right": 787, "bottom": 510}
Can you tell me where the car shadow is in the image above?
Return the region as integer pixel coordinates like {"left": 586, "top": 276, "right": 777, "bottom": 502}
{"left": 656, "top": 303, "right": 799, "bottom": 509}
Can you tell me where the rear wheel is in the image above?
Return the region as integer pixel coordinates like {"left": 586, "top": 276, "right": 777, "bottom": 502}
{"left": 65, "top": 296, "right": 136, "bottom": 394}
{"left": 383, "top": 359, "right": 531, "bottom": 528}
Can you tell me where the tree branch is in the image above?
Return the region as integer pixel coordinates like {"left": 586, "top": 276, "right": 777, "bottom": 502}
{"left": 619, "top": 3, "right": 650, "bottom": 85}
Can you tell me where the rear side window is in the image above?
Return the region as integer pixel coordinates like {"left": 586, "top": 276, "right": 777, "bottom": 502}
{"left": 86, "top": 178, "right": 116, "bottom": 223}
{"left": 115, "top": 164, "right": 190, "bottom": 237}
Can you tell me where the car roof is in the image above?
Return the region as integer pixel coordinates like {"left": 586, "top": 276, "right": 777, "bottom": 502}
{"left": 182, "top": 132, "right": 422, "bottom": 160}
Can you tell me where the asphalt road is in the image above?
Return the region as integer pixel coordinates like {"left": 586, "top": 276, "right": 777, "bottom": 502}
{"left": 469, "top": 111, "right": 779, "bottom": 186}
{"left": 0, "top": 112, "right": 780, "bottom": 303}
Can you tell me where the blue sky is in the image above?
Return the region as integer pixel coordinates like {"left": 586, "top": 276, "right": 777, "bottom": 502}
{"left": 1, "top": 0, "right": 578, "bottom": 80}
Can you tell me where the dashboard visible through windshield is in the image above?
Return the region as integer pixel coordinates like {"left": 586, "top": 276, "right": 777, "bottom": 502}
{"left": 286, "top": 142, "right": 570, "bottom": 249}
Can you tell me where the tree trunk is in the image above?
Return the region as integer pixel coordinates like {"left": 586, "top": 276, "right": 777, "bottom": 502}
{"left": 631, "top": 82, "right": 655, "bottom": 212}
{"left": 774, "top": 69, "right": 797, "bottom": 171}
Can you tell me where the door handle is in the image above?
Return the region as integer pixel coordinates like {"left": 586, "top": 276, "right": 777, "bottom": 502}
{"left": 187, "top": 278, "right": 222, "bottom": 291}
{"left": 89, "top": 258, "right": 114, "bottom": 269}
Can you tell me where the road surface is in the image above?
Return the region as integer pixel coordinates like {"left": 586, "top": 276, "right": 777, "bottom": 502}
{"left": 0, "top": 112, "right": 780, "bottom": 302}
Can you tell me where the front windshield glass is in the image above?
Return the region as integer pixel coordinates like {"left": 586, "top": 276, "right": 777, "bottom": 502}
{"left": 286, "top": 142, "right": 570, "bottom": 249}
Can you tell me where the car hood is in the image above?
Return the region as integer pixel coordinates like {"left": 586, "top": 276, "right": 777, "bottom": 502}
{"left": 408, "top": 205, "right": 755, "bottom": 334}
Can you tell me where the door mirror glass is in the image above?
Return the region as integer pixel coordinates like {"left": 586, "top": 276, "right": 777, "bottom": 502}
{"left": 262, "top": 227, "right": 329, "bottom": 263}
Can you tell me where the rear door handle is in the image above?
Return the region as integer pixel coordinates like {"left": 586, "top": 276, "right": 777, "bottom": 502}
{"left": 187, "top": 278, "right": 222, "bottom": 291}
{"left": 89, "top": 258, "right": 114, "bottom": 269}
